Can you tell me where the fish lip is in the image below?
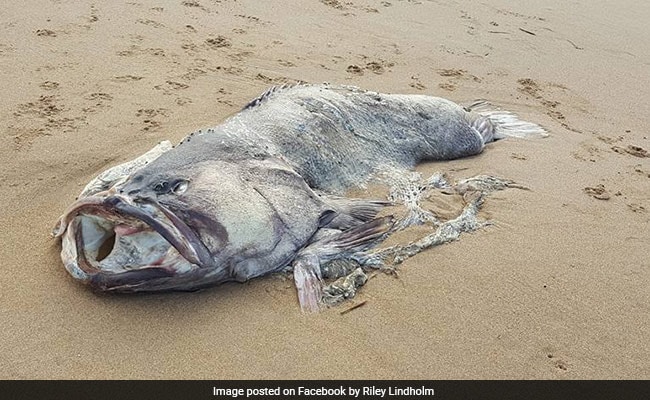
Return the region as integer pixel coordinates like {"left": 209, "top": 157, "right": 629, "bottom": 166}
{"left": 88, "top": 263, "right": 177, "bottom": 291}
{"left": 54, "top": 193, "right": 214, "bottom": 277}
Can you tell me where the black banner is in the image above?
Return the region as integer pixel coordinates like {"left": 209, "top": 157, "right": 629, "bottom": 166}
{"left": 0, "top": 380, "right": 647, "bottom": 400}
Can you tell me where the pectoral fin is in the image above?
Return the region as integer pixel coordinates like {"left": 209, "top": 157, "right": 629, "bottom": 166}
{"left": 292, "top": 216, "right": 394, "bottom": 312}
{"left": 320, "top": 196, "right": 391, "bottom": 230}
{"left": 293, "top": 254, "right": 323, "bottom": 313}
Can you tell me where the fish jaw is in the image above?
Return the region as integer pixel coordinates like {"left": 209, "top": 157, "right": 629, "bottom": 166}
{"left": 54, "top": 193, "right": 222, "bottom": 292}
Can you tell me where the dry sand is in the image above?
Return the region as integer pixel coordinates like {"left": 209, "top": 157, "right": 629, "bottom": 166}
{"left": 1, "top": 0, "right": 649, "bottom": 379}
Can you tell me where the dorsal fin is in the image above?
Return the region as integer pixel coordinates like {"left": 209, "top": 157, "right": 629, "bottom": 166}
{"left": 242, "top": 82, "right": 307, "bottom": 110}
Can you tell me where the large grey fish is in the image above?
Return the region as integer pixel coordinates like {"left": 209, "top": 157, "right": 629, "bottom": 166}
{"left": 53, "top": 84, "right": 544, "bottom": 311}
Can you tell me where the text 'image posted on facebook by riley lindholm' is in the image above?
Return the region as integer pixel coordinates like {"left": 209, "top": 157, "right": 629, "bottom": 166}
{"left": 212, "top": 385, "right": 435, "bottom": 398}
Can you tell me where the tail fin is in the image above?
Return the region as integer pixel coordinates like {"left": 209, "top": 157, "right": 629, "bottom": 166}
{"left": 465, "top": 100, "right": 547, "bottom": 142}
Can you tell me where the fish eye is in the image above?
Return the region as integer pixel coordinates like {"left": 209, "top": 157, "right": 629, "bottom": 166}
{"left": 172, "top": 180, "right": 189, "bottom": 195}
{"left": 153, "top": 181, "right": 168, "bottom": 193}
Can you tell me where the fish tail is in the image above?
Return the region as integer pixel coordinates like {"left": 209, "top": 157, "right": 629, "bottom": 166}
{"left": 465, "top": 100, "right": 547, "bottom": 142}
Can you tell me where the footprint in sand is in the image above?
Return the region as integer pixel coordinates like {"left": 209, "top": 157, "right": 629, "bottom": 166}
{"left": 517, "top": 78, "right": 583, "bottom": 133}
{"left": 235, "top": 15, "right": 263, "bottom": 24}
{"left": 596, "top": 135, "right": 623, "bottom": 145}
{"left": 583, "top": 184, "right": 610, "bottom": 200}
{"left": 14, "top": 95, "right": 66, "bottom": 118}
{"left": 179, "top": 67, "right": 207, "bottom": 81}
{"left": 205, "top": 36, "right": 231, "bottom": 49}
{"left": 89, "top": 5, "right": 99, "bottom": 23}
{"left": 278, "top": 59, "right": 296, "bottom": 67}
{"left": 117, "top": 46, "right": 166, "bottom": 58}
{"left": 409, "top": 77, "right": 426, "bottom": 91}
{"left": 346, "top": 60, "right": 395, "bottom": 76}
{"left": 35, "top": 29, "right": 57, "bottom": 37}
{"left": 136, "top": 19, "right": 165, "bottom": 28}
{"left": 82, "top": 92, "right": 113, "bottom": 113}
{"left": 141, "top": 120, "right": 162, "bottom": 132}
{"left": 181, "top": 42, "right": 199, "bottom": 54}
{"left": 253, "top": 74, "right": 298, "bottom": 86}
{"left": 39, "top": 81, "right": 60, "bottom": 90}
{"left": 437, "top": 68, "right": 481, "bottom": 91}
{"left": 634, "top": 165, "right": 650, "bottom": 178}
{"left": 546, "top": 353, "right": 569, "bottom": 372}
{"left": 136, "top": 107, "right": 169, "bottom": 131}
{"left": 154, "top": 80, "right": 189, "bottom": 95}
{"left": 11, "top": 94, "right": 86, "bottom": 147}
{"left": 460, "top": 10, "right": 479, "bottom": 36}
{"left": 86, "top": 93, "right": 113, "bottom": 101}
{"left": 112, "top": 75, "right": 144, "bottom": 83}
{"left": 571, "top": 142, "right": 604, "bottom": 162}
{"left": 320, "top": 0, "right": 346, "bottom": 10}
{"left": 496, "top": 9, "right": 546, "bottom": 21}
{"left": 611, "top": 145, "right": 649, "bottom": 158}
{"left": 136, "top": 108, "right": 169, "bottom": 118}
{"left": 175, "top": 97, "right": 193, "bottom": 106}
{"left": 627, "top": 203, "right": 646, "bottom": 213}
{"left": 365, "top": 61, "right": 392, "bottom": 74}
{"left": 181, "top": 0, "right": 209, "bottom": 12}
{"left": 438, "top": 82, "right": 456, "bottom": 91}
{"left": 346, "top": 65, "right": 363, "bottom": 75}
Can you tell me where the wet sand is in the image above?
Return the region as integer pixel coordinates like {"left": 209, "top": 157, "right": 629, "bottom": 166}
{"left": 1, "top": 0, "right": 649, "bottom": 378}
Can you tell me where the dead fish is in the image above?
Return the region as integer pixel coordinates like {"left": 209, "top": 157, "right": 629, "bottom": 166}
{"left": 53, "top": 83, "right": 545, "bottom": 311}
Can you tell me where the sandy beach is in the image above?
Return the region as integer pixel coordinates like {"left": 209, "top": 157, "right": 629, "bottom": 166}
{"left": 1, "top": 0, "right": 648, "bottom": 379}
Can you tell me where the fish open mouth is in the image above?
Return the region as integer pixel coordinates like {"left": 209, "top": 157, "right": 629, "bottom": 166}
{"left": 53, "top": 194, "right": 212, "bottom": 291}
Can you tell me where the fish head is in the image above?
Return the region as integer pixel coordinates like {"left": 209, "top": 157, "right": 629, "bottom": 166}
{"left": 53, "top": 156, "right": 326, "bottom": 292}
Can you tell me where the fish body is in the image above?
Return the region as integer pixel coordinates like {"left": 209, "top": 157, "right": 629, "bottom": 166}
{"left": 54, "top": 84, "right": 544, "bottom": 308}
